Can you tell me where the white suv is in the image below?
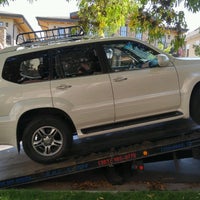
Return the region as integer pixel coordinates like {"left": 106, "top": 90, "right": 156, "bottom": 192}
{"left": 0, "top": 26, "right": 200, "bottom": 163}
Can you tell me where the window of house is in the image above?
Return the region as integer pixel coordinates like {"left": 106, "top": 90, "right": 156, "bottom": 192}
{"left": 52, "top": 45, "right": 102, "bottom": 79}
{"left": 135, "top": 29, "right": 142, "bottom": 40}
{"left": 161, "top": 35, "right": 166, "bottom": 47}
{"left": 120, "top": 26, "right": 127, "bottom": 37}
{"left": 6, "top": 33, "right": 11, "bottom": 45}
{"left": 0, "top": 22, "right": 4, "bottom": 27}
{"left": 58, "top": 27, "right": 65, "bottom": 38}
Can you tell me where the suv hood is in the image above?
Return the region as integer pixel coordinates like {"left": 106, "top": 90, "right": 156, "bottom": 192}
{"left": 172, "top": 57, "right": 200, "bottom": 67}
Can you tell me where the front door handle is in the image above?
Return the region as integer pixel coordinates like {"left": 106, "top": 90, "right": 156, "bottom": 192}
{"left": 56, "top": 84, "right": 72, "bottom": 90}
{"left": 113, "top": 77, "right": 128, "bottom": 82}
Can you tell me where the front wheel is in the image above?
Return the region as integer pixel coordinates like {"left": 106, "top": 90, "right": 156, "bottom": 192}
{"left": 22, "top": 116, "right": 72, "bottom": 164}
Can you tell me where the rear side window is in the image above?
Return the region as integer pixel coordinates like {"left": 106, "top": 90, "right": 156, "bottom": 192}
{"left": 2, "top": 51, "right": 50, "bottom": 84}
{"left": 51, "top": 44, "right": 102, "bottom": 79}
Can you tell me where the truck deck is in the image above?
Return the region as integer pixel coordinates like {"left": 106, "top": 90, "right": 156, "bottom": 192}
{"left": 0, "top": 119, "right": 199, "bottom": 188}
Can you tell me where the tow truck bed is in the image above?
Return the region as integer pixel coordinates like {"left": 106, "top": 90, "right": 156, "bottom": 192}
{"left": 0, "top": 119, "right": 200, "bottom": 188}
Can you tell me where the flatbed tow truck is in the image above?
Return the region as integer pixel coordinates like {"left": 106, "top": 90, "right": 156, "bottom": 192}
{"left": 0, "top": 119, "right": 200, "bottom": 188}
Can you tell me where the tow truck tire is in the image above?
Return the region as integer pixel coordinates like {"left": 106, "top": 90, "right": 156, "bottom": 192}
{"left": 190, "top": 87, "right": 200, "bottom": 124}
{"left": 22, "top": 116, "right": 72, "bottom": 164}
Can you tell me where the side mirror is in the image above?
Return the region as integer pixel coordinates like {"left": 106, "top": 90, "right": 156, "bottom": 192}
{"left": 157, "top": 54, "right": 170, "bottom": 67}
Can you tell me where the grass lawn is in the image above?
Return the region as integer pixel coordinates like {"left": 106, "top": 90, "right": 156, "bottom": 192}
{"left": 0, "top": 190, "right": 200, "bottom": 200}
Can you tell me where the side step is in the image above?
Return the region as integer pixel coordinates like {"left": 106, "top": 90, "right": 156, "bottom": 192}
{"left": 82, "top": 111, "right": 183, "bottom": 134}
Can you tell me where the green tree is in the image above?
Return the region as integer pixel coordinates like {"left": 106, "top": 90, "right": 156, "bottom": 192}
{"left": 129, "top": 1, "right": 187, "bottom": 43}
{"left": 78, "top": 0, "right": 137, "bottom": 36}
{"left": 72, "top": 0, "right": 200, "bottom": 51}
{"left": 193, "top": 45, "right": 200, "bottom": 57}
{"left": 0, "top": 0, "right": 34, "bottom": 4}
{"left": 179, "top": 0, "right": 200, "bottom": 13}
{"left": 2, "top": 0, "right": 199, "bottom": 52}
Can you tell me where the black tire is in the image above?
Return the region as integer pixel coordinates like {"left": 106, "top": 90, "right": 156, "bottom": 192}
{"left": 190, "top": 87, "right": 200, "bottom": 124}
{"left": 22, "top": 115, "right": 72, "bottom": 164}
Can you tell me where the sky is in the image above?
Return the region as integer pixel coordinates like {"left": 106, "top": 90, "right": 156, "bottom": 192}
{"left": 0, "top": 0, "right": 200, "bottom": 33}
{"left": 0, "top": 0, "right": 78, "bottom": 30}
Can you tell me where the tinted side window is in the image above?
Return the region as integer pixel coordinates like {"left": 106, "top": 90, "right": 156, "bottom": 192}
{"left": 103, "top": 41, "right": 159, "bottom": 72}
{"left": 51, "top": 44, "right": 102, "bottom": 80}
{"left": 2, "top": 51, "right": 49, "bottom": 84}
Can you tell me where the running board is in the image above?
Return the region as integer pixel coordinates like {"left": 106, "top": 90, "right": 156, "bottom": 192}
{"left": 81, "top": 111, "right": 183, "bottom": 134}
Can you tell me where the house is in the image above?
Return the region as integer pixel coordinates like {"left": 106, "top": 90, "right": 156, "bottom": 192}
{"left": 185, "top": 27, "right": 200, "bottom": 57}
{"left": 36, "top": 16, "right": 78, "bottom": 30}
{"left": 118, "top": 26, "right": 187, "bottom": 50}
{"left": 0, "top": 11, "right": 34, "bottom": 48}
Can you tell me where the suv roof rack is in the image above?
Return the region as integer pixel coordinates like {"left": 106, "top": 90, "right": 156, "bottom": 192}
{"left": 16, "top": 25, "right": 85, "bottom": 46}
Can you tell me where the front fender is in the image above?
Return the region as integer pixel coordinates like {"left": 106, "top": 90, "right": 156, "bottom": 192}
{"left": 179, "top": 73, "right": 200, "bottom": 118}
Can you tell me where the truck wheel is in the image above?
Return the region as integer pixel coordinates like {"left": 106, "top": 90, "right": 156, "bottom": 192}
{"left": 22, "top": 116, "right": 72, "bottom": 164}
{"left": 190, "top": 87, "right": 200, "bottom": 124}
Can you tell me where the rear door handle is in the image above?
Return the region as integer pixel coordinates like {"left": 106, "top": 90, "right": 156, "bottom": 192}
{"left": 56, "top": 84, "right": 72, "bottom": 90}
{"left": 113, "top": 77, "right": 128, "bottom": 82}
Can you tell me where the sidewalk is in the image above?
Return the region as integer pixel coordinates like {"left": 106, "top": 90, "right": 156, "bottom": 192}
{"left": 0, "top": 145, "right": 12, "bottom": 151}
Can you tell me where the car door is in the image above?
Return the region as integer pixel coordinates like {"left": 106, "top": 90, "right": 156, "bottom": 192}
{"left": 102, "top": 40, "right": 181, "bottom": 122}
{"left": 50, "top": 44, "right": 114, "bottom": 131}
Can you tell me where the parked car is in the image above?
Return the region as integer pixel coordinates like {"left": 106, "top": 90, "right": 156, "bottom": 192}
{"left": 0, "top": 26, "right": 200, "bottom": 163}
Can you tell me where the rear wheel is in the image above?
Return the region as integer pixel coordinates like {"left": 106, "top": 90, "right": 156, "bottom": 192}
{"left": 22, "top": 116, "right": 72, "bottom": 164}
{"left": 190, "top": 87, "right": 200, "bottom": 124}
